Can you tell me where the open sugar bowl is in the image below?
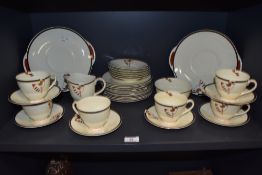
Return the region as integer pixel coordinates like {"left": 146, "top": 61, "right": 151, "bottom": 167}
{"left": 155, "top": 77, "right": 192, "bottom": 97}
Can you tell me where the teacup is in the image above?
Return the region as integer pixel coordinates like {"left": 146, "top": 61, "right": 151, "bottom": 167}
{"left": 154, "top": 91, "right": 194, "bottom": 122}
{"left": 64, "top": 73, "right": 106, "bottom": 101}
{"left": 155, "top": 77, "right": 192, "bottom": 97}
{"left": 72, "top": 96, "right": 111, "bottom": 129}
{"left": 16, "top": 71, "right": 56, "bottom": 102}
{"left": 215, "top": 69, "right": 257, "bottom": 99}
{"left": 22, "top": 101, "right": 53, "bottom": 121}
{"left": 210, "top": 99, "right": 250, "bottom": 120}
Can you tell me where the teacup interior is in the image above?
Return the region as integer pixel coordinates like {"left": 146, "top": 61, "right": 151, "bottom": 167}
{"left": 66, "top": 73, "right": 95, "bottom": 85}
{"left": 76, "top": 96, "right": 110, "bottom": 112}
{"left": 154, "top": 91, "right": 187, "bottom": 106}
{"left": 16, "top": 71, "right": 49, "bottom": 81}
{"left": 216, "top": 69, "right": 250, "bottom": 81}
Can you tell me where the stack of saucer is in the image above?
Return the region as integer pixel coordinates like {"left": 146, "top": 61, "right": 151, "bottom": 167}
{"left": 9, "top": 71, "right": 63, "bottom": 128}
{"left": 103, "top": 59, "right": 153, "bottom": 103}
{"left": 200, "top": 69, "right": 257, "bottom": 127}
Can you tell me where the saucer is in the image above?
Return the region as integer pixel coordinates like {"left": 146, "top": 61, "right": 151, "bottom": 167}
{"left": 144, "top": 106, "right": 195, "bottom": 129}
{"left": 15, "top": 104, "right": 64, "bottom": 128}
{"left": 9, "top": 86, "right": 61, "bottom": 105}
{"left": 69, "top": 110, "right": 121, "bottom": 136}
{"left": 199, "top": 103, "right": 249, "bottom": 127}
{"left": 203, "top": 84, "right": 256, "bottom": 105}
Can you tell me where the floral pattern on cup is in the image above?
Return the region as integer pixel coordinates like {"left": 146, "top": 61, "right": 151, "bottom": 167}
{"left": 32, "top": 79, "right": 45, "bottom": 93}
{"left": 164, "top": 107, "right": 178, "bottom": 118}
{"left": 220, "top": 81, "right": 235, "bottom": 94}
{"left": 214, "top": 102, "right": 228, "bottom": 114}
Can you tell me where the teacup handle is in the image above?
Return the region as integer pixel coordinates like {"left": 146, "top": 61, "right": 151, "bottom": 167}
{"left": 228, "top": 104, "right": 250, "bottom": 120}
{"left": 239, "top": 79, "right": 257, "bottom": 97}
{"left": 48, "top": 75, "right": 57, "bottom": 91}
{"left": 94, "top": 77, "right": 106, "bottom": 96}
{"left": 72, "top": 101, "right": 80, "bottom": 116}
{"left": 181, "top": 99, "right": 194, "bottom": 116}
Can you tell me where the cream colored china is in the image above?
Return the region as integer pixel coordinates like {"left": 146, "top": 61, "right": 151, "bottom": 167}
{"left": 9, "top": 86, "right": 61, "bottom": 106}
{"left": 144, "top": 106, "right": 194, "bottom": 129}
{"left": 154, "top": 91, "right": 194, "bottom": 122}
{"left": 22, "top": 101, "right": 53, "bottom": 121}
{"left": 210, "top": 100, "right": 250, "bottom": 120}
{"left": 64, "top": 73, "right": 106, "bottom": 101}
{"left": 26, "top": 27, "right": 95, "bottom": 91}
{"left": 16, "top": 71, "right": 56, "bottom": 102}
{"left": 69, "top": 110, "right": 121, "bottom": 136}
{"left": 103, "top": 72, "right": 151, "bottom": 85}
{"left": 15, "top": 104, "right": 64, "bottom": 128}
{"left": 72, "top": 96, "right": 111, "bottom": 129}
{"left": 169, "top": 30, "right": 241, "bottom": 95}
{"left": 199, "top": 103, "right": 249, "bottom": 127}
{"left": 109, "top": 58, "right": 148, "bottom": 70}
{"left": 215, "top": 69, "right": 257, "bottom": 99}
{"left": 202, "top": 84, "right": 256, "bottom": 105}
{"left": 155, "top": 77, "right": 192, "bottom": 97}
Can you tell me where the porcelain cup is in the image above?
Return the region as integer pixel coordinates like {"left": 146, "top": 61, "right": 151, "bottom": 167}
{"left": 215, "top": 69, "right": 257, "bottom": 99}
{"left": 22, "top": 101, "right": 53, "bottom": 121}
{"left": 154, "top": 91, "right": 194, "bottom": 122}
{"left": 16, "top": 71, "right": 56, "bottom": 102}
{"left": 64, "top": 73, "right": 106, "bottom": 101}
{"left": 72, "top": 96, "right": 111, "bottom": 129}
{"left": 155, "top": 77, "right": 192, "bottom": 97}
{"left": 210, "top": 99, "right": 250, "bottom": 120}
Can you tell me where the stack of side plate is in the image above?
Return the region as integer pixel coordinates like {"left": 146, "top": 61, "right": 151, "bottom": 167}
{"left": 108, "top": 59, "right": 151, "bottom": 81}
{"left": 103, "top": 59, "right": 152, "bottom": 103}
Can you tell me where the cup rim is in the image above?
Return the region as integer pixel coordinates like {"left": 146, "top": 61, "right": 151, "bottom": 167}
{"left": 64, "top": 73, "right": 96, "bottom": 86}
{"left": 75, "top": 96, "right": 111, "bottom": 114}
{"left": 215, "top": 69, "right": 250, "bottom": 83}
{"left": 154, "top": 91, "right": 188, "bottom": 107}
{"left": 16, "top": 71, "right": 50, "bottom": 83}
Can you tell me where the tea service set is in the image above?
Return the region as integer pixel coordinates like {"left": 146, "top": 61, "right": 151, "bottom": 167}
{"left": 8, "top": 27, "right": 259, "bottom": 137}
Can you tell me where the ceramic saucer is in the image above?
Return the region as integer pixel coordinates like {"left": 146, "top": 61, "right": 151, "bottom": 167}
{"left": 199, "top": 103, "right": 249, "bottom": 127}
{"left": 9, "top": 86, "right": 61, "bottom": 105}
{"left": 203, "top": 84, "right": 256, "bottom": 105}
{"left": 144, "top": 106, "right": 195, "bottom": 129}
{"left": 15, "top": 104, "right": 64, "bottom": 128}
{"left": 69, "top": 110, "right": 121, "bottom": 136}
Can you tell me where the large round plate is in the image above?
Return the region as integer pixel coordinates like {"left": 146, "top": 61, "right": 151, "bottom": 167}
{"left": 26, "top": 27, "right": 95, "bottom": 91}
{"left": 169, "top": 30, "right": 241, "bottom": 95}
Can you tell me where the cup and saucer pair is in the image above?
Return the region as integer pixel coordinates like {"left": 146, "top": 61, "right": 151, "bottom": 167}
{"left": 69, "top": 110, "right": 121, "bottom": 136}
{"left": 199, "top": 103, "right": 249, "bottom": 127}
{"left": 144, "top": 106, "right": 194, "bottom": 129}
{"left": 144, "top": 91, "right": 195, "bottom": 129}
{"left": 69, "top": 96, "right": 121, "bottom": 136}
{"left": 15, "top": 103, "right": 64, "bottom": 128}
